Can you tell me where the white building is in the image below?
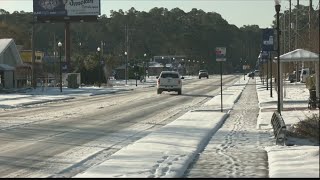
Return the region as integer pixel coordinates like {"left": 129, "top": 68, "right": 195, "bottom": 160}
{"left": 0, "top": 38, "right": 24, "bottom": 89}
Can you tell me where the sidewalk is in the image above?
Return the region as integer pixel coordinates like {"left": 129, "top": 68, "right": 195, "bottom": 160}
{"left": 254, "top": 77, "right": 319, "bottom": 178}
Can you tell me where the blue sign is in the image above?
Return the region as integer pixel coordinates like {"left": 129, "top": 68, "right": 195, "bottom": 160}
{"left": 261, "top": 28, "right": 274, "bottom": 52}
{"left": 261, "top": 51, "right": 269, "bottom": 60}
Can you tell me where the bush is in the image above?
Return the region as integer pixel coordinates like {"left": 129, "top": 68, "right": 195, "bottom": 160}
{"left": 289, "top": 114, "right": 319, "bottom": 142}
{"left": 306, "top": 75, "right": 316, "bottom": 90}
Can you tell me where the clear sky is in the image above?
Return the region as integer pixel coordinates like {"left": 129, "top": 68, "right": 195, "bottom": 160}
{"left": 0, "top": 0, "right": 314, "bottom": 28}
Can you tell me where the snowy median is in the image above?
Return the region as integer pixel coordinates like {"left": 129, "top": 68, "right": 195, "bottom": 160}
{"left": 74, "top": 79, "right": 248, "bottom": 178}
{"left": 74, "top": 111, "right": 229, "bottom": 178}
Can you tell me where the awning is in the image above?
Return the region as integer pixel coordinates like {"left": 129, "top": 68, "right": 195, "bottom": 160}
{"left": 0, "top": 64, "right": 15, "bottom": 71}
{"left": 273, "top": 49, "right": 319, "bottom": 63}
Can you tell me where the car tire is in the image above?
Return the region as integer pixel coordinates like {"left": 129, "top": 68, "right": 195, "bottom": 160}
{"left": 157, "top": 89, "right": 162, "bottom": 94}
{"left": 199, "top": 77, "right": 201, "bottom": 79}
{"left": 178, "top": 89, "right": 182, "bottom": 95}
{"left": 207, "top": 76, "right": 209, "bottom": 79}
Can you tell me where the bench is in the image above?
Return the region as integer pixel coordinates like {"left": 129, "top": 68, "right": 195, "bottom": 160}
{"left": 271, "top": 111, "right": 286, "bottom": 145}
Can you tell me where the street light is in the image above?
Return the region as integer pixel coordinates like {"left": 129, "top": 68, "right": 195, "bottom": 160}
{"left": 125, "top": 51, "right": 128, "bottom": 85}
{"left": 275, "top": 0, "right": 281, "bottom": 115}
{"left": 188, "top": 60, "right": 191, "bottom": 75}
{"left": 58, "top": 42, "right": 62, "bottom": 92}
{"left": 97, "top": 47, "right": 101, "bottom": 87}
{"left": 144, "top": 53, "right": 147, "bottom": 82}
{"left": 172, "top": 57, "right": 175, "bottom": 70}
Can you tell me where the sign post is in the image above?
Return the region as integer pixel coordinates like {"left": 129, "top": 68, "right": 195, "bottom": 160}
{"left": 216, "top": 47, "right": 226, "bottom": 112}
{"left": 262, "top": 28, "right": 274, "bottom": 97}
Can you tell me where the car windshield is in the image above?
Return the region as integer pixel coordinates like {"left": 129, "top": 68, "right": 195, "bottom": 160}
{"left": 0, "top": 0, "right": 317, "bottom": 178}
{"left": 161, "top": 73, "right": 179, "bottom": 78}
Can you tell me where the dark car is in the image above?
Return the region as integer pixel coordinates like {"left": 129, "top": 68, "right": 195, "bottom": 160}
{"left": 248, "top": 71, "right": 254, "bottom": 77}
{"left": 199, "top": 70, "right": 209, "bottom": 79}
{"left": 288, "top": 70, "right": 301, "bottom": 83}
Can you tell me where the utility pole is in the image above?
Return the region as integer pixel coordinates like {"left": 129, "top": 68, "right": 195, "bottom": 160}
{"left": 295, "top": 0, "right": 299, "bottom": 83}
{"left": 283, "top": 12, "right": 286, "bottom": 54}
{"left": 124, "top": 23, "right": 135, "bottom": 85}
{"left": 31, "top": 17, "right": 36, "bottom": 89}
{"left": 125, "top": 24, "right": 129, "bottom": 85}
{"left": 101, "top": 40, "right": 104, "bottom": 84}
{"left": 309, "top": 0, "right": 312, "bottom": 50}
{"left": 53, "top": 33, "right": 57, "bottom": 81}
{"left": 289, "top": 0, "right": 291, "bottom": 52}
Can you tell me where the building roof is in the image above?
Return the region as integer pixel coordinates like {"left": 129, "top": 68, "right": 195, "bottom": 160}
{"left": 0, "top": 38, "right": 23, "bottom": 66}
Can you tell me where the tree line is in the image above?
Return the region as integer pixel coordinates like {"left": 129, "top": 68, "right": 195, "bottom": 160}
{"left": 0, "top": 6, "right": 318, "bottom": 84}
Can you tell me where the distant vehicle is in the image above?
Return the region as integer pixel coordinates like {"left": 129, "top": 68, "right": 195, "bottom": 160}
{"left": 300, "top": 68, "right": 310, "bottom": 83}
{"left": 254, "top": 70, "right": 260, "bottom": 76}
{"left": 198, "top": 70, "right": 209, "bottom": 79}
{"left": 288, "top": 70, "right": 301, "bottom": 83}
{"left": 48, "top": 80, "right": 56, "bottom": 87}
{"left": 156, "top": 71, "right": 184, "bottom": 95}
{"left": 248, "top": 71, "right": 255, "bottom": 77}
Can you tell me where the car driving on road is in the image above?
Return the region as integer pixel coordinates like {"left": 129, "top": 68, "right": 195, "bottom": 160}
{"left": 156, "top": 71, "right": 184, "bottom": 95}
{"left": 199, "top": 70, "right": 209, "bottom": 79}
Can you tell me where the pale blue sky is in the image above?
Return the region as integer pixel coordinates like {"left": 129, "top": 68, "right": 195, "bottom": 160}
{"left": 0, "top": 0, "right": 313, "bottom": 28}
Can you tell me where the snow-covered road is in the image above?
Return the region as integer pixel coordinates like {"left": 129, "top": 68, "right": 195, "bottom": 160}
{"left": 0, "top": 75, "right": 239, "bottom": 177}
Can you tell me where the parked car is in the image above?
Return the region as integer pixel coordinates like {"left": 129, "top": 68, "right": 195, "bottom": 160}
{"left": 198, "top": 70, "right": 209, "bottom": 79}
{"left": 248, "top": 71, "right": 255, "bottom": 77}
{"left": 288, "top": 70, "right": 301, "bottom": 83}
{"left": 156, "top": 71, "right": 184, "bottom": 95}
{"left": 254, "top": 70, "right": 260, "bottom": 76}
{"left": 300, "top": 68, "right": 310, "bottom": 83}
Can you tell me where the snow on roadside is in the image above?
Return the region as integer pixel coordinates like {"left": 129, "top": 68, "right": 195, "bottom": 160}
{"left": 265, "top": 145, "right": 319, "bottom": 178}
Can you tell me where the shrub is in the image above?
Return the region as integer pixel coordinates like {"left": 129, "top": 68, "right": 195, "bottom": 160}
{"left": 306, "top": 75, "right": 316, "bottom": 90}
{"left": 289, "top": 114, "right": 319, "bottom": 143}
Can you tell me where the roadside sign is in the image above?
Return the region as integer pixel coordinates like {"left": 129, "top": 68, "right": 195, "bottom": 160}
{"left": 216, "top": 47, "right": 226, "bottom": 62}
{"left": 262, "top": 28, "right": 274, "bottom": 52}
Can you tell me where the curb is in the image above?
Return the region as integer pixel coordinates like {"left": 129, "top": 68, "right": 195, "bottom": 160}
{"left": 18, "top": 97, "right": 75, "bottom": 107}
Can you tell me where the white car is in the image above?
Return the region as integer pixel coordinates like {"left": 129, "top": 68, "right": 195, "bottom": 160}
{"left": 156, "top": 71, "right": 184, "bottom": 95}
{"left": 300, "top": 68, "right": 310, "bottom": 83}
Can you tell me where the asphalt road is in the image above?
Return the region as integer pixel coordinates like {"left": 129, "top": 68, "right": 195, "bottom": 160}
{"left": 0, "top": 75, "right": 239, "bottom": 178}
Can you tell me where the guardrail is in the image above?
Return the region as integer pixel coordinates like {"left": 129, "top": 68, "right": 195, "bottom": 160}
{"left": 271, "top": 111, "right": 286, "bottom": 145}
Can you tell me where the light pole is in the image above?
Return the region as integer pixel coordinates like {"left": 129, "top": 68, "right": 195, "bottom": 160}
{"left": 270, "top": 52, "right": 273, "bottom": 97}
{"left": 182, "top": 59, "right": 184, "bottom": 75}
{"left": 193, "top": 60, "right": 195, "bottom": 75}
{"left": 125, "top": 51, "right": 128, "bottom": 85}
{"left": 244, "top": 59, "right": 246, "bottom": 80}
{"left": 188, "top": 60, "right": 191, "bottom": 75}
{"left": 58, "top": 42, "right": 62, "bottom": 92}
{"left": 144, "top": 53, "right": 147, "bottom": 82}
{"left": 275, "top": 0, "right": 281, "bottom": 115}
{"left": 172, "top": 57, "right": 175, "bottom": 71}
{"left": 97, "top": 47, "right": 101, "bottom": 87}
{"left": 267, "top": 51, "right": 269, "bottom": 90}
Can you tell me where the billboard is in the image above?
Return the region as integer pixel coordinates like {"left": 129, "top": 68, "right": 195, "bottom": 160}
{"left": 215, "top": 47, "right": 226, "bottom": 62}
{"left": 261, "top": 28, "right": 274, "bottom": 52}
{"left": 33, "top": 0, "right": 101, "bottom": 17}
